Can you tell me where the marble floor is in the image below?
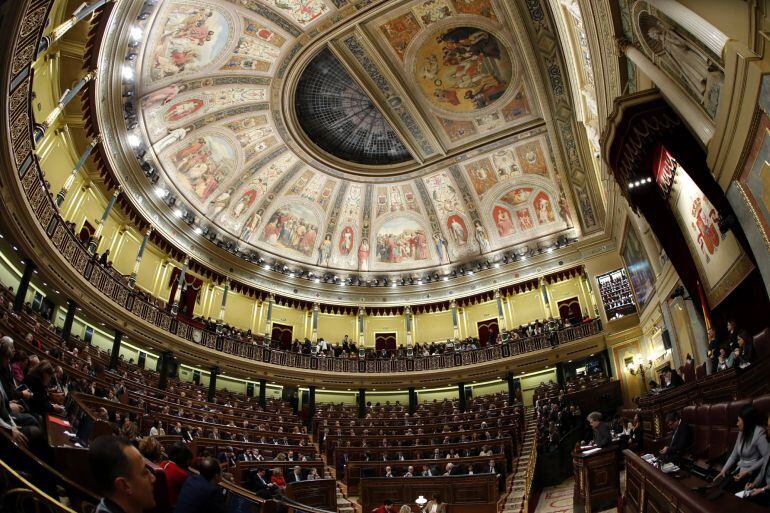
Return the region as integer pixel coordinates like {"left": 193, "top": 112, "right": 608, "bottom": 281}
{"left": 532, "top": 472, "right": 625, "bottom": 513}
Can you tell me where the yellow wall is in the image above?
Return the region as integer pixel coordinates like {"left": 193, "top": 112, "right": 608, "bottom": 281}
{"left": 469, "top": 380, "right": 507, "bottom": 397}
{"left": 460, "top": 300, "right": 498, "bottom": 337}
{"left": 508, "top": 289, "right": 546, "bottom": 328}
{"left": 271, "top": 304, "right": 310, "bottom": 340}
{"left": 546, "top": 278, "right": 586, "bottom": 318}
{"left": 364, "top": 315, "right": 406, "bottom": 347}
{"left": 317, "top": 312, "right": 356, "bottom": 342}
{"left": 413, "top": 310, "right": 453, "bottom": 344}
{"left": 676, "top": 0, "right": 751, "bottom": 48}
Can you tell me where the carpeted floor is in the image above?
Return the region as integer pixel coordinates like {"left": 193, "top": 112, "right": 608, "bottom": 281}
{"left": 532, "top": 472, "right": 625, "bottom": 513}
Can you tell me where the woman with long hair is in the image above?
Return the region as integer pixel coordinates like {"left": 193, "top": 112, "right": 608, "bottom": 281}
{"left": 714, "top": 405, "right": 768, "bottom": 491}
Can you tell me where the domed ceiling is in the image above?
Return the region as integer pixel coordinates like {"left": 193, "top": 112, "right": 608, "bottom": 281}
{"left": 97, "top": 0, "right": 603, "bottom": 282}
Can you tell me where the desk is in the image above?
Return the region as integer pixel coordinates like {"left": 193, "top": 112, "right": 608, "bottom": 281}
{"left": 360, "top": 474, "right": 498, "bottom": 513}
{"left": 46, "top": 415, "right": 97, "bottom": 495}
{"left": 623, "top": 450, "right": 768, "bottom": 513}
{"left": 572, "top": 446, "right": 620, "bottom": 513}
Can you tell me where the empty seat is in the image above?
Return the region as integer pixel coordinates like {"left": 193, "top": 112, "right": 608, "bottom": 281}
{"left": 754, "top": 329, "right": 770, "bottom": 359}
{"left": 708, "top": 403, "right": 730, "bottom": 461}
{"left": 146, "top": 462, "right": 170, "bottom": 513}
{"left": 753, "top": 395, "right": 770, "bottom": 417}
{"left": 691, "top": 405, "right": 710, "bottom": 459}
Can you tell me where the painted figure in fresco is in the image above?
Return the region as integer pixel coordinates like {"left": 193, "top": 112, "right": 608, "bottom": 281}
{"left": 691, "top": 197, "right": 721, "bottom": 263}
{"left": 358, "top": 239, "right": 370, "bottom": 271}
{"left": 153, "top": 127, "right": 188, "bottom": 155}
{"left": 240, "top": 209, "right": 263, "bottom": 240}
{"left": 231, "top": 190, "right": 258, "bottom": 219}
{"left": 164, "top": 99, "right": 204, "bottom": 123}
{"left": 210, "top": 187, "right": 234, "bottom": 219}
{"left": 317, "top": 234, "right": 332, "bottom": 266}
{"left": 535, "top": 195, "right": 555, "bottom": 224}
{"left": 558, "top": 191, "right": 573, "bottom": 228}
{"left": 434, "top": 233, "right": 450, "bottom": 265}
{"left": 339, "top": 226, "right": 354, "bottom": 255}
{"left": 517, "top": 209, "right": 534, "bottom": 231}
{"left": 143, "top": 84, "right": 186, "bottom": 108}
{"left": 447, "top": 215, "right": 468, "bottom": 245}
{"left": 493, "top": 206, "right": 515, "bottom": 237}
{"left": 474, "top": 221, "right": 491, "bottom": 255}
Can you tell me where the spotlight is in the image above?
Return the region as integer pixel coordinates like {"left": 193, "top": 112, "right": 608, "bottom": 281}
{"left": 127, "top": 134, "right": 141, "bottom": 148}
{"left": 122, "top": 65, "right": 134, "bottom": 81}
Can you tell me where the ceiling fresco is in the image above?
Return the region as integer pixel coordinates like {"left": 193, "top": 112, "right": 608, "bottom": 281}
{"left": 99, "top": 0, "right": 603, "bottom": 277}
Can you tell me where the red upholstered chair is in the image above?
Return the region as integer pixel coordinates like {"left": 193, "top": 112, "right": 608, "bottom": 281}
{"left": 752, "top": 395, "right": 770, "bottom": 417}
{"left": 695, "top": 363, "right": 706, "bottom": 380}
{"left": 683, "top": 361, "right": 695, "bottom": 383}
{"left": 691, "top": 405, "right": 711, "bottom": 460}
{"left": 754, "top": 329, "right": 770, "bottom": 360}
{"left": 145, "top": 461, "right": 170, "bottom": 513}
{"left": 708, "top": 403, "right": 730, "bottom": 461}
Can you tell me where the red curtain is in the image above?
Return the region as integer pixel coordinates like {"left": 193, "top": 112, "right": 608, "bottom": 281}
{"left": 476, "top": 319, "right": 499, "bottom": 346}
{"left": 271, "top": 323, "right": 294, "bottom": 348}
{"left": 557, "top": 297, "right": 582, "bottom": 321}
{"left": 168, "top": 267, "right": 203, "bottom": 317}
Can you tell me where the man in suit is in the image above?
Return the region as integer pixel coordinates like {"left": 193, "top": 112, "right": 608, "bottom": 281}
{"left": 486, "top": 459, "right": 497, "bottom": 475}
{"left": 175, "top": 457, "right": 227, "bottom": 513}
{"left": 587, "top": 412, "right": 611, "bottom": 448}
{"left": 659, "top": 411, "right": 691, "bottom": 464}
{"left": 421, "top": 465, "right": 433, "bottom": 477}
{"left": 664, "top": 368, "right": 684, "bottom": 388}
{"left": 403, "top": 466, "right": 414, "bottom": 477}
{"left": 287, "top": 465, "right": 304, "bottom": 484}
{"left": 443, "top": 462, "right": 459, "bottom": 476}
{"left": 384, "top": 466, "right": 393, "bottom": 478}
{"left": 251, "top": 468, "right": 278, "bottom": 498}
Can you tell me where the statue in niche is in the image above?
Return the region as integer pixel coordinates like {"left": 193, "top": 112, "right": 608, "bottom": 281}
{"left": 640, "top": 12, "right": 723, "bottom": 118}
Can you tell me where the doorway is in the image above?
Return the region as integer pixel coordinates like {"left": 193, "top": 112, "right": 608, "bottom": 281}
{"left": 374, "top": 332, "right": 397, "bottom": 352}
{"left": 271, "top": 323, "right": 294, "bottom": 349}
{"left": 476, "top": 318, "right": 499, "bottom": 346}
{"left": 557, "top": 297, "right": 582, "bottom": 322}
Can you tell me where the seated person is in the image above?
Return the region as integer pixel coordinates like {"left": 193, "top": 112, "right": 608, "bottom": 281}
{"left": 175, "top": 457, "right": 226, "bottom": 513}
{"left": 89, "top": 436, "right": 157, "bottom": 513}
{"left": 733, "top": 331, "right": 756, "bottom": 368}
{"left": 662, "top": 368, "right": 684, "bottom": 388}
{"left": 659, "top": 411, "right": 691, "bottom": 464}
{"left": 271, "top": 467, "right": 287, "bottom": 489}
{"left": 745, "top": 415, "right": 770, "bottom": 506}
{"left": 586, "top": 411, "right": 611, "bottom": 448}
{"left": 714, "top": 406, "right": 768, "bottom": 492}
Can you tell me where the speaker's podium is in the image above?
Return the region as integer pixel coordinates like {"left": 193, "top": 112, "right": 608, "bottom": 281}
{"left": 572, "top": 444, "right": 620, "bottom": 513}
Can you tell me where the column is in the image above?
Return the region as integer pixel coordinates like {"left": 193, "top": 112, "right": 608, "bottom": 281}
{"left": 601, "top": 350, "right": 613, "bottom": 378}
{"left": 263, "top": 294, "right": 275, "bottom": 338}
{"left": 61, "top": 300, "right": 77, "bottom": 342}
{"left": 312, "top": 303, "right": 319, "bottom": 342}
{"left": 404, "top": 305, "right": 413, "bottom": 346}
{"left": 495, "top": 289, "right": 506, "bottom": 330}
{"left": 207, "top": 366, "right": 219, "bottom": 402}
{"left": 307, "top": 385, "right": 316, "bottom": 429}
{"left": 555, "top": 362, "right": 566, "bottom": 387}
{"left": 109, "top": 330, "right": 123, "bottom": 370}
{"left": 216, "top": 282, "right": 229, "bottom": 333}
{"left": 358, "top": 388, "right": 366, "bottom": 418}
{"left": 36, "top": 71, "right": 96, "bottom": 142}
{"left": 620, "top": 40, "right": 713, "bottom": 145}
{"left": 13, "top": 260, "right": 36, "bottom": 312}
{"left": 57, "top": 135, "right": 101, "bottom": 207}
{"left": 540, "top": 278, "right": 551, "bottom": 318}
{"left": 158, "top": 351, "right": 173, "bottom": 390}
{"left": 506, "top": 374, "right": 515, "bottom": 404}
{"left": 646, "top": 0, "right": 728, "bottom": 57}
{"left": 357, "top": 307, "right": 366, "bottom": 346}
{"left": 88, "top": 186, "right": 121, "bottom": 254}
{"left": 128, "top": 226, "right": 152, "bottom": 289}
{"left": 408, "top": 387, "right": 416, "bottom": 415}
{"left": 170, "top": 257, "right": 189, "bottom": 315}
{"left": 458, "top": 383, "right": 466, "bottom": 412}
{"left": 450, "top": 300, "right": 460, "bottom": 339}
{"left": 258, "top": 379, "right": 267, "bottom": 408}
{"left": 43, "top": 0, "right": 112, "bottom": 49}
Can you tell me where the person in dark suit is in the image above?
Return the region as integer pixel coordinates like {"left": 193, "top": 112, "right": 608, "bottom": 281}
{"left": 587, "top": 411, "right": 611, "bottom": 448}
{"left": 175, "top": 457, "right": 227, "bottom": 513}
{"left": 664, "top": 368, "right": 684, "bottom": 388}
{"left": 251, "top": 468, "right": 278, "bottom": 498}
{"left": 659, "top": 411, "right": 691, "bottom": 464}
{"left": 629, "top": 413, "right": 644, "bottom": 452}
{"left": 287, "top": 465, "right": 304, "bottom": 484}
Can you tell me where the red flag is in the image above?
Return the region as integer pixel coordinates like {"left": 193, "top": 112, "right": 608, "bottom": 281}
{"left": 696, "top": 281, "right": 711, "bottom": 331}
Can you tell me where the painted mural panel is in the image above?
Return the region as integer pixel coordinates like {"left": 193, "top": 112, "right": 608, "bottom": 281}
{"left": 221, "top": 18, "right": 285, "bottom": 71}
{"left": 328, "top": 184, "right": 364, "bottom": 269}
{"left": 261, "top": 203, "right": 321, "bottom": 257}
{"left": 374, "top": 217, "right": 431, "bottom": 265}
{"left": 374, "top": 184, "right": 420, "bottom": 217}
{"left": 415, "top": 27, "right": 513, "bottom": 113}
{"left": 381, "top": 13, "right": 422, "bottom": 60}
{"left": 147, "top": 3, "right": 234, "bottom": 81}
{"left": 621, "top": 221, "right": 656, "bottom": 312}
{"left": 515, "top": 140, "right": 549, "bottom": 176}
{"left": 266, "top": 0, "right": 328, "bottom": 26}
{"left": 167, "top": 133, "right": 237, "bottom": 204}
{"left": 450, "top": 0, "right": 497, "bottom": 20}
